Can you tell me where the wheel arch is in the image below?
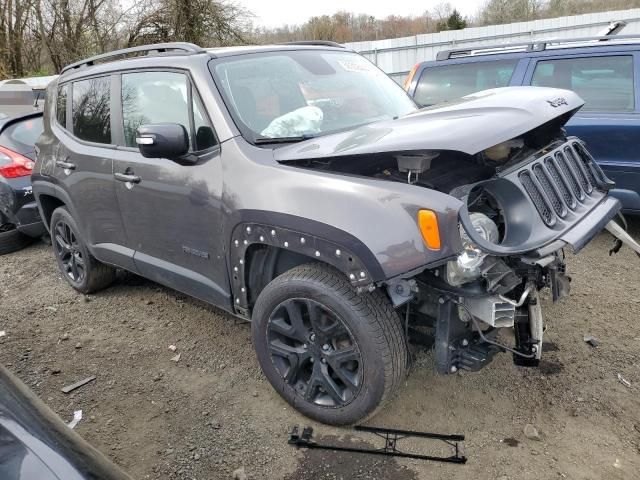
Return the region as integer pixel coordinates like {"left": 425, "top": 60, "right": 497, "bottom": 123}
{"left": 32, "top": 182, "right": 81, "bottom": 234}
{"left": 227, "top": 212, "right": 385, "bottom": 317}
{"left": 36, "top": 193, "right": 66, "bottom": 232}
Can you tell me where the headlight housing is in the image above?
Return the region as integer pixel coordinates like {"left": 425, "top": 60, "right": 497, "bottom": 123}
{"left": 446, "top": 213, "right": 499, "bottom": 286}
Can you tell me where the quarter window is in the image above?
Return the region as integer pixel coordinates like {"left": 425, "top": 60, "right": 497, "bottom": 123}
{"left": 414, "top": 59, "right": 518, "bottom": 106}
{"left": 192, "top": 95, "right": 217, "bottom": 151}
{"left": 72, "top": 77, "right": 111, "bottom": 144}
{"left": 531, "top": 56, "right": 634, "bottom": 112}
{"left": 56, "top": 85, "right": 67, "bottom": 127}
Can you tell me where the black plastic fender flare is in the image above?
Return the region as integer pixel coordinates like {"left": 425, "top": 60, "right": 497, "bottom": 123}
{"left": 227, "top": 211, "right": 385, "bottom": 315}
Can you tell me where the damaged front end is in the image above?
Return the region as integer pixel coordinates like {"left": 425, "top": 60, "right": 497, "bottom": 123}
{"left": 411, "top": 134, "right": 627, "bottom": 373}
{"left": 277, "top": 86, "right": 640, "bottom": 374}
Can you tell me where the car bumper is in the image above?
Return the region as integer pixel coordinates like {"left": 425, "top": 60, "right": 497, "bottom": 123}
{"left": 0, "top": 177, "right": 45, "bottom": 238}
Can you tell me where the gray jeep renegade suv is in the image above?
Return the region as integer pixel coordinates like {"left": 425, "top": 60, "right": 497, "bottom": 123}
{"left": 32, "top": 42, "right": 639, "bottom": 425}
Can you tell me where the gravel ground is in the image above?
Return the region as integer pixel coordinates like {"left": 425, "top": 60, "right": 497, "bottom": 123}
{"left": 1, "top": 221, "right": 640, "bottom": 479}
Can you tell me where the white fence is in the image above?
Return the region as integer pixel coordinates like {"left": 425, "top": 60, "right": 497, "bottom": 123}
{"left": 344, "top": 9, "right": 640, "bottom": 84}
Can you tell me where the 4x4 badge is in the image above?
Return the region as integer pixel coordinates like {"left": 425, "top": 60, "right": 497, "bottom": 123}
{"left": 547, "top": 97, "right": 568, "bottom": 108}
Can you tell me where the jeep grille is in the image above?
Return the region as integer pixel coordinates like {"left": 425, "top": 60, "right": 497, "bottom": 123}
{"left": 518, "top": 141, "right": 605, "bottom": 226}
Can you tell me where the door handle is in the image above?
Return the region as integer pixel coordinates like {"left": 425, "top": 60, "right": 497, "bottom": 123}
{"left": 114, "top": 172, "right": 141, "bottom": 184}
{"left": 56, "top": 160, "right": 76, "bottom": 170}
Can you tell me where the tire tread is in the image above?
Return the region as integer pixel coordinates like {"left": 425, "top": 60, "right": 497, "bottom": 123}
{"left": 0, "top": 227, "right": 33, "bottom": 255}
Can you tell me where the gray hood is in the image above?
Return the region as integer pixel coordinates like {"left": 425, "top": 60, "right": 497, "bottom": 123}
{"left": 274, "top": 86, "right": 584, "bottom": 162}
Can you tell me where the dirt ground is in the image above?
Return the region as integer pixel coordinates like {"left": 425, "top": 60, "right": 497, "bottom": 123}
{"left": 1, "top": 221, "right": 640, "bottom": 480}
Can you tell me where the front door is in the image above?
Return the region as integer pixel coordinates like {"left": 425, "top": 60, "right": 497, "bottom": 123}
{"left": 111, "top": 70, "right": 229, "bottom": 306}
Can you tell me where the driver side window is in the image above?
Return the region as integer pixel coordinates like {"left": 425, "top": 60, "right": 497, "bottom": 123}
{"left": 121, "top": 71, "right": 217, "bottom": 150}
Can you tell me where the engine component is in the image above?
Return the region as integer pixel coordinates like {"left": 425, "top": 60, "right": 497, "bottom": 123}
{"left": 512, "top": 296, "right": 542, "bottom": 367}
{"left": 479, "top": 256, "right": 521, "bottom": 295}
{"left": 483, "top": 138, "right": 524, "bottom": 162}
{"left": 529, "top": 290, "right": 543, "bottom": 360}
{"left": 396, "top": 152, "right": 438, "bottom": 184}
{"left": 462, "top": 296, "right": 516, "bottom": 328}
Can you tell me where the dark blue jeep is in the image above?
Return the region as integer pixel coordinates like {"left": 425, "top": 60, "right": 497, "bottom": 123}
{"left": 404, "top": 35, "right": 640, "bottom": 213}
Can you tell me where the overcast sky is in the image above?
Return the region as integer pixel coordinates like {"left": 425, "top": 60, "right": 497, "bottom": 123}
{"left": 238, "top": 0, "right": 486, "bottom": 28}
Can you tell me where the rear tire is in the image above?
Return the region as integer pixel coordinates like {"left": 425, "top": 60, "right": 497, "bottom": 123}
{"left": 0, "top": 224, "right": 33, "bottom": 255}
{"left": 50, "top": 206, "right": 116, "bottom": 293}
{"left": 252, "top": 263, "right": 407, "bottom": 425}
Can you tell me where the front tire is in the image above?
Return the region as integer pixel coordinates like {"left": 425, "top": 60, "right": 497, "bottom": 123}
{"left": 252, "top": 263, "right": 407, "bottom": 425}
{"left": 50, "top": 206, "right": 116, "bottom": 294}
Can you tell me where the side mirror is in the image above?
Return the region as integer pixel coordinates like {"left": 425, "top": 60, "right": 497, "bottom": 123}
{"left": 135, "top": 123, "right": 189, "bottom": 160}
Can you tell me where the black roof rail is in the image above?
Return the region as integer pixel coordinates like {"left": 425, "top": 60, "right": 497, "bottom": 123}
{"left": 278, "top": 40, "right": 345, "bottom": 49}
{"left": 435, "top": 33, "right": 640, "bottom": 61}
{"left": 60, "top": 42, "right": 206, "bottom": 74}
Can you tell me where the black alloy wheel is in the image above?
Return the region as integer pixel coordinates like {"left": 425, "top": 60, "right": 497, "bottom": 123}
{"left": 53, "top": 219, "right": 85, "bottom": 283}
{"left": 49, "top": 206, "right": 116, "bottom": 294}
{"left": 252, "top": 263, "right": 408, "bottom": 425}
{"left": 266, "top": 298, "right": 362, "bottom": 407}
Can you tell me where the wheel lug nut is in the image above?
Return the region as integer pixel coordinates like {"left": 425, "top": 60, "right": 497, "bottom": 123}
{"left": 321, "top": 358, "right": 326, "bottom": 364}
{"left": 322, "top": 344, "right": 330, "bottom": 351}
{"left": 310, "top": 333, "right": 316, "bottom": 342}
{"left": 310, "top": 357, "right": 314, "bottom": 363}
{"left": 303, "top": 343, "right": 308, "bottom": 349}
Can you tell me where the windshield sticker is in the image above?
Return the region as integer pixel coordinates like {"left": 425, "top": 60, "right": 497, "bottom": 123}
{"left": 337, "top": 60, "right": 373, "bottom": 73}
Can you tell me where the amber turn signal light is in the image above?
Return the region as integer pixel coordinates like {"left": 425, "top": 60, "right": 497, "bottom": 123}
{"left": 418, "top": 210, "right": 441, "bottom": 250}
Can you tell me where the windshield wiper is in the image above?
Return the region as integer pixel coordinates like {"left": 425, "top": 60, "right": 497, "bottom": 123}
{"left": 254, "top": 135, "right": 315, "bottom": 144}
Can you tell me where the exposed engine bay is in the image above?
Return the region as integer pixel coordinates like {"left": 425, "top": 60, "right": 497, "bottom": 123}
{"left": 285, "top": 117, "right": 634, "bottom": 373}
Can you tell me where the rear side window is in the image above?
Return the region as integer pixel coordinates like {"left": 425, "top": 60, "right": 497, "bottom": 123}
{"left": 56, "top": 85, "right": 67, "bottom": 127}
{"left": 72, "top": 76, "right": 111, "bottom": 144}
{"left": 414, "top": 59, "right": 518, "bottom": 106}
{"left": 531, "top": 56, "right": 634, "bottom": 112}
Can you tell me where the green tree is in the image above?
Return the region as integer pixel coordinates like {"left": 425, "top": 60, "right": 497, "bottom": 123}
{"left": 446, "top": 9, "right": 467, "bottom": 30}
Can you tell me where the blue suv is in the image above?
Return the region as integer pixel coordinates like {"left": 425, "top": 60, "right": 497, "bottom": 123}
{"left": 404, "top": 35, "right": 640, "bottom": 213}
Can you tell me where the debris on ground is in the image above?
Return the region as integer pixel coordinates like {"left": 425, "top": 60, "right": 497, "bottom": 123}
{"left": 503, "top": 438, "right": 519, "bottom": 447}
{"left": 61, "top": 375, "right": 96, "bottom": 393}
{"left": 171, "top": 353, "right": 181, "bottom": 362}
{"left": 75, "top": 342, "right": 82, "bottom": 349}
{"left": 583, "top": 335, "right": 599, "bottom": 347}
{"left": 232, "top": 467, "right": 247, "bottom": 480}
{"left": 617, "top": 373, "right": 631, "bottom": 388}
{"left": 67, "top": 410, "right": 83, "bottom": 429}
{"left": 168, "top": 345, "right": 177, "bottom": 352}
{"left": 0, "top": 330, "right": 6, "bottom": 338}
{"left": 523, "top": 424, "right": 541, "bottom": 441}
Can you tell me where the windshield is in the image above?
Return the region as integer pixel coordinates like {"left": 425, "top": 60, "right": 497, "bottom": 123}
{"left": 211, "top": 50, "right": 416, "bottom": 141}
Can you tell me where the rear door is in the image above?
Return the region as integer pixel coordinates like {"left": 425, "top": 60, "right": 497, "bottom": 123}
{"left": 51, "top": 76, "right": 133, "bottom": 268}
{"left": 523, "top": 52, "right": 640, "bottom": 211}
{"left": 111, "top": 69, "right": 227, "bottom": 305}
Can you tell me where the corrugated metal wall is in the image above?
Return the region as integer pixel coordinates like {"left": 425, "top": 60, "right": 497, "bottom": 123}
{"left": 345, "top": 9, "right": 640, "bottom": 84}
